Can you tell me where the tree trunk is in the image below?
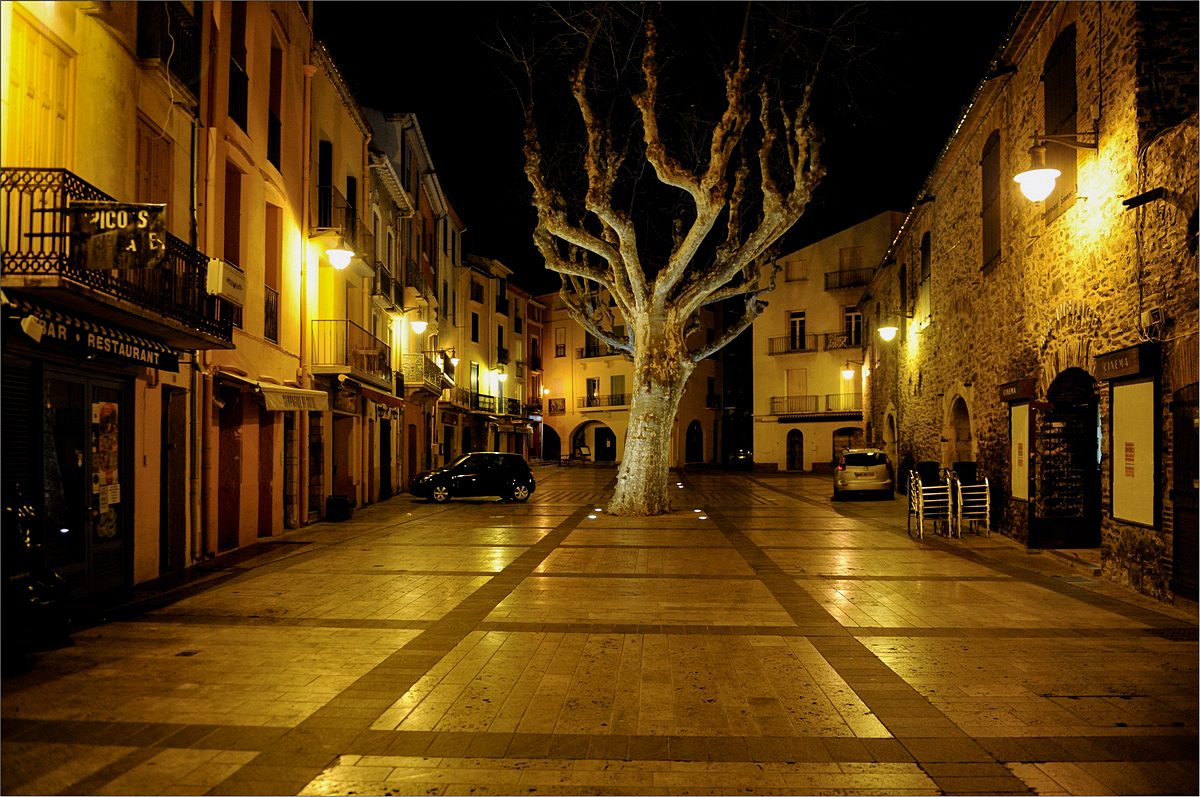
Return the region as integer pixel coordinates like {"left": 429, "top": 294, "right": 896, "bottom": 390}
{"left": 608, "top": 325, "right": 694, "bottom": 515}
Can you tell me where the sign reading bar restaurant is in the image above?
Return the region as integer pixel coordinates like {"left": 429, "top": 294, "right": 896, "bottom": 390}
{"left": 10, "top": 298, "right": 179, "bottom": 372}
{"left": 70, "top": 201, "right": 167, "bottom": 270}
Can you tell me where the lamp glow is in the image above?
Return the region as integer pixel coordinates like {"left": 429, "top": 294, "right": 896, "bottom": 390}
{"left": 878, "top": 325, "right": 898, "bottom": 341}
{"left": 410, "top": 319, "right": 428, "bottom": 334}
{"left": 450, "top": 356, "right": 459, "bottom": 366}
{"left": 542, "top": 387, "right": 550, "bottom": 395}
{"left": 497, "top": 372, "right": 507, "bottom": 382}
{"left": 842, "top": 363, "right": 856, "bottom": 380}
{"left": 327, "top": 248, "right": 354, "bottom": 270}
{"left": 1014, "top": 144, "right": 1060, "bottom": 202}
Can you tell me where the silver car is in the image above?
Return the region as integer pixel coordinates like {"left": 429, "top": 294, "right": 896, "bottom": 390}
{"left": 833, "top": 448, "right": 895, "bottom": 500}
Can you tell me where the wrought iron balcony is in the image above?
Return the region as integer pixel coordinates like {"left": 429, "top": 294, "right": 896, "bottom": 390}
{"left": 264, "top": 284, "right": 279, "bottom": 344}
{"left": 770, "top": 393, "right": 862, "bottom": 415}
{"left": 768, "top": 334, "right": 818, "bottom": 355}
{"left": 0, "top": 167, "right": 233, "bottom": 348}
{"left": 136, "top": 1, "right": 201, "bottom": 96}
{"left": 311, "top": 319, "right": 392, "bottom": 389}
{"left": 576, "top": 345, "right": 619, "bottom": 359}
{"left": 504, "top": 397, "right": 522, "bottom": 416}
{"left": 441, "top": 384, "right": 471, "bottom": 408}
{"left": 580, "top": 393, "right": 631, "bottom": 409}
{"left": 823, "top": 329, "right": 862, "bottom": 350}
{"left": 401, "top": 352, "right": 444, "bottom": 398}
{"left": 471, "top": 392, "right": 496, "bottom": 413}
{"left": 524, "top": 400, "right": 544, "bottom": 415}
{"left": 497, "top": 346, "right": 509, "bottom": 364}
{"left": 372, "top": 261, "right": 395, "bottom": 309}
{"left": 824, "top": 266, "right": 874, "bottom": 291}
{"left": 313, "top": 184, "right": 360, "bottom": 250}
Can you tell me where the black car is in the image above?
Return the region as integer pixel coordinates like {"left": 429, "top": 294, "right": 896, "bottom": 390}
{"left": 728, "top": 449, "right": 754, "bottom": 471}
{"left": 410, "top": 453, "right": 536, "bottom": 503}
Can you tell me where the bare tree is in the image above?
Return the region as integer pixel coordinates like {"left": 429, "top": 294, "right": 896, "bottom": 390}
{"left": 521, "top": 4, "right": 826, "bottom": 515}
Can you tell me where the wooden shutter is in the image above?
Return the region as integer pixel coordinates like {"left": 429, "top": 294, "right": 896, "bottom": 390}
{"left": 1043, "top": 25, "right": 1078, "bottom": 222}
{"left": 981, "top": 130, "right": 1001, "bottom": 271}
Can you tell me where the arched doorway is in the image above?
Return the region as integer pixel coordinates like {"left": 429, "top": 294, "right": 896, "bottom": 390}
{"left": 884, "top": 413, "right": 898, "bottom": 465}
{"left": 543, "top": 426, "right": 561, "bottom": 461}
{"left": 685, "top": 420, "right": 703, "bottom": 463}
{"left": 949, "top": 397, "right": 972, "bottom": 464}
{"left": 1030, "top": 368, "right": 1101, "bottom": 549}
{"left": 786, "top": 429, "right": 804, "bottom": 470}
{"left": 595, "top": 427, "right": 617, "bottom": 462}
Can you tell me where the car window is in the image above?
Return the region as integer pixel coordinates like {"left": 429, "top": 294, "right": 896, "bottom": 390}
{"left": 843, "top": 452, "right": 887, "bottom": 467}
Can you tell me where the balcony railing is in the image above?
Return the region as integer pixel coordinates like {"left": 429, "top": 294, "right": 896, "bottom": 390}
{"left": 137, "top": 1, "right": 201, "bottom": 96}
{"left": 401, "top": 352, "right": 441, "bottom": 394}
{"left": 264, "top": 284, "right": 279, "bottom": 344}
{"left": 313, "top": 184, "right": 359, "bottom": 249}
{"left": 403, "top": 257, "right": 428, "bottom": 299}
{"left": 495, "top": 296, "right": 509, "bottom": 315}
{"left": 228, "top": 58, "right": 248, "bottom": 131}
{"left": 547, "top": 398, "right": 566, "bottom": 415}
{"left": 824, "top": 266, "right": 874, "bottom": 291}
{"left": 311, "top": 319, "right": 392, "bottom": 385}
{"left": 770, "top": 393, "right": 863, "bottom": 415}
{"left": 372, "top": 262, "right": 393, "bottom": 304}
{"left": 504, "top": 397, "right": 522, "bottom": 415}
{"left": 823, "top": 330, "right": 862, "bottom": 350}
{"left": 267, "top": 109, "right": 282, "bottom": 169}
{"left": 497, "top": 346, "right": 509, "bottom": 365}
{"left": 768, "top": 334, "right": 818, "bottom": 355}
{"left": 0, "top": 167, "right": 232, "bottom": 345}
{"left": 441, "top": 384, "right": 471, "bottom": 408}
{"left": 471, "top": 392, "right": 496, "bottom": 413}
{"left": 524, "top": 401, "right": 544, "bottom": 415}
{"left": 577, "top": 345, "right": 619, "bottom": 359}
{"left": 580, "top": 393, "right": 631, "bottom": 408}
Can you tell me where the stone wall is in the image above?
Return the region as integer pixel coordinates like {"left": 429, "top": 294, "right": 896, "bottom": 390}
{"left": 861, "top": 2, "right": 1198, "bottom": 603}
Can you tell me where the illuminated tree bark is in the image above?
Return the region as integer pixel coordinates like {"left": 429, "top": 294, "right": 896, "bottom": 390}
{"left": 523, "top": 10, "right": 825, "bottom": 515}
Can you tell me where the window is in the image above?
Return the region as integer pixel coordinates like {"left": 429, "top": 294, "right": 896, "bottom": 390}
{"left": 844, "top": 309, "right": 862, "bottom": 346}
{"left": 442, "top": 280, "right": 448, "bottom": 317}
{"left": 981, "top": 129, "right": 1001, "bottom": 271}
{"left": 918, "top": 233, "right": 931, "bottom": 327}
{"left": 471, "top": 312, "right": 479, "bottom": 343}
{"left": 497, "top": 325, "right": 504, "bottom": 350}
{"left": 788, "top": 311, "right": 806, "bottom": 351}
{"left": 223, "top": 163, "right": 242, "bottom": 266}
{"left": 1043, "top": 24, "right": 1078, "bottom": 222}
{"left": 898, "top": 264, "right": 908, "bottom": 342}
{"left": 7, "top": 12, "right": 72, "bottom": 168}
{"left": 451, "top": 289, "right": 457, "bottom": 324}
{"left": 136, "top": 116, "right": 173, "bottom": 227}
{"left": 267, "top": 43, "right": 283, "bottom": 169}
{"left": 264, "top": 203, "right": 282, "bottom": 343}
{"left": 587, "top": 378, "right": 600, "bottom": 399}
{"left": 784, "top": 258, "right": 807, "bottom": 282}
{"left": 839, "top": 247, "right": 863, "bottom": 270}
{"left": 555, "top": 327, "right": 566, "bottom": 357}
{"left": 228, "top": 2, "right": 248, "bottom": 131}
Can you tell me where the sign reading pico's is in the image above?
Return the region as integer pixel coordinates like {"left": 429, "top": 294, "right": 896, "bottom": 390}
{"left": 70, "top": 201, "right": 167, "bottom": 270}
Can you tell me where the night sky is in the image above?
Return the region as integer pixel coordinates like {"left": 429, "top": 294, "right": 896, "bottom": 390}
{"left": 316, "top": 2, "right": 1021, "bottom": 296}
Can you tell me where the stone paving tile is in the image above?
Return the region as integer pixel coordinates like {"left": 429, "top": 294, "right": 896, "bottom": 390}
{"left": 3, "top": 469, "right": 1196, "bottom": 797}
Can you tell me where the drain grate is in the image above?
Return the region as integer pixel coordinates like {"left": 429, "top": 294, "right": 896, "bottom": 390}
{"left": 1145, "top": 627, "right": 1199, "bottom": 641}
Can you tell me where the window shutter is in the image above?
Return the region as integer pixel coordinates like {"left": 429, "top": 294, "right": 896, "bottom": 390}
{"left": 981, "top": 130, "right": 1001, "bottom": 271}
{"left": 1043, "top": 25, "right": 1078, "bottom": 222}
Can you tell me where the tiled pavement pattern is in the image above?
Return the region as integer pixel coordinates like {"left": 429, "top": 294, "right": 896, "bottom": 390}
{"left": 2, "top": 468, "right": 1196, "bottom": 796}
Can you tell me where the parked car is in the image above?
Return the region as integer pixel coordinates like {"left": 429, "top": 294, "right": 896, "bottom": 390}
{"left": 410, "top": 453, "right": 536, "bottom": 503}
{"left": 833, "top": 448, "right": 894, "bottom": 500}
{"left": 729, "top": 449, "right": 754, "bottom": 471}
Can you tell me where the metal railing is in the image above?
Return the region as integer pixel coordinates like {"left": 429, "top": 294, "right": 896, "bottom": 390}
{"left": 372, "top": 262, "right": 392, "bottom": 302}
{"left": 313, "top": 184, "right": 358, "bottom": 248}
{"left": 497, "top": 346, "right": 509, "bottom": 364}
{"left": 823, "top": 330, "right": 862, "bottom": 350}
{"left": 580, "top": 393, "right": 631, "bottom": 408}
{"left": 401, "top": 352, "right": 441, "bottom": 394}
{"left": 442, "top": 384, "right": 471, "bottom": 408}
{"left": 504, "top": 397, "right": 522, "bottom": 415}
{"left": 311, "top": 319, "right": 392, "bottom": 384}
{"left": 577, "top": 345, "right": 619, "bottom": 359}
{"left": 471, "top": 392, "right": 496, "bottom": 413}
{"left": 228, "top": 58, "right": 248, "bottom": 131}
{"left": 267, "top": 109, "right": 282, "bottom": 169}
{"left": 0, "top": 167, "right": 232, "bottom": 342}
{"left": 524, "top": 401, "right": 543, "bottom": 415}
{"left": 824, "top": 266, "right": 874, "bottom": 291}
{"left": 769, "top": 393, "right": 863, "bottom": 415}
{"left": 136, "top": 1, "right": 201, "bottom": 95}
{"left": 403, "top": 257, "right": 427, "bottom": 299}
{"left": 768, "top": 334, "right": 818, "bottom": 355}
{"left": 264, "top": 284, "right": 279, "bottom": 343}
{"left": 547, "top": 398, "right": 566, "bottom": 415}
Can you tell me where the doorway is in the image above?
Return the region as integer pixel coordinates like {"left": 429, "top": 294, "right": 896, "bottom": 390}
{"left": 160, "top": 386, "right": 187, "bottom": 572}
{"left": 685, "top": 420, "right": 703, "bottom": 463}
{"left": 380, "top": 418, "right": 393, "bottom": 499}
{"left": 543, "top": 426, "right": 561, "bottom": 461}
{"left": 407, "top": 423, "right": 418, "bottom": 487}
{"left": 595, "top": 426, "right": 617, "bottom": 462}
{"left": 949, "top": 397, "right": 972, "bottom": 463}
{"left": 1172, "top": 383, "right": 1198, "bottom": 600}
{"left": 1030, "top": 368, "right": 1101, "bottom": 548}
{"left": 217, "top": 385, "right": 244, "bottom": 551}
{"left": 787, "top": 429, "right": 804, "bottom": 470}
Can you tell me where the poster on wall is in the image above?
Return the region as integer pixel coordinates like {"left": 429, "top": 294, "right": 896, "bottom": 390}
{"left": 1112, "top": 378, "right": 1155, "bottom": 525}
{"left": 1010, "top": 403, "right": 1029, "bottom": 500}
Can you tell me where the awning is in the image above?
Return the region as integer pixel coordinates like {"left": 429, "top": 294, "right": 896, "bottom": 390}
{"left": 359, "top": 384, "right": 404, "bottom": 409}
{"left": 5, "top": 296, "right": 180, "bottom": 372}
{"left": 216, "top": 371, "right": 329, "bottom": 411}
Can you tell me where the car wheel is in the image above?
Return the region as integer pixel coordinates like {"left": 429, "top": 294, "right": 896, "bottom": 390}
{"left": 511, "top": 484, "right": 530, "bottom": 502}
{"left": 431, "top": 485, "right": 451, "bottom": 503}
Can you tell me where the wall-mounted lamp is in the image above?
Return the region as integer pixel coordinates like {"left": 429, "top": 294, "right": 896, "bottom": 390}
{"left": 326, "top": 245, "right": 354, "bottom": 270}
{"left": 444, "top": 348, "right": 459, "bottom": 367}
{"left": 542, "top": 387, "right": 550, "bottom": 395}
{"left": 841, "top": 361, "right": 862, "bottom": 381}
{"left": 877, "top": 310, "right": 913, "bottom": 341}
{"left": 409, "top": 316, "right": 428, "bottom": 334}
{"left": 1014, "top": 129, "right": 1097, "bottom": 202}
{"left": 496, "top": 371, "right": 508, "bottom": 383}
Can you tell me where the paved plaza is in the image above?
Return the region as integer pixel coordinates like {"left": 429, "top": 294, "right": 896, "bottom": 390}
{"left": 2, "top": 467, "right": 1197, "bottom": 796}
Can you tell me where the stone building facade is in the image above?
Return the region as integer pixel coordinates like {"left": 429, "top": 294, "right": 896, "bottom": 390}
{"left": 860, "top": 2, "right": 1198, "bottom": 606}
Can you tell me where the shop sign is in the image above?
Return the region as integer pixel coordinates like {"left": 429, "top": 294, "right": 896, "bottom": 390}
{"left": 332, "top": 388, "right": 358, "bottom": 414}
{"left": 70, "top": 202, "right": 167, "bottom": 270}
{"left": 1095, "top": 343, "right": 1160, "bottom": 381}
{"left": 998, "top": 379, "right": 1036, "bottom": 402}
{"left": 11, "top": 300, "right": 179, "bottom": 371}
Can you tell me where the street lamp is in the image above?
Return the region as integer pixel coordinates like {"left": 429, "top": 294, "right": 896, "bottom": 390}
{"left": 842, "top": 361, "right": 861, "bottom": 380}
{"left": 326, "top": 246, "right": 354, "bottom": 270}
{"left": 1013, "top": 129, "right": 1097, "bottom": 202}
{"left": 877, "top": 310, "right": 912, "bottom": 341}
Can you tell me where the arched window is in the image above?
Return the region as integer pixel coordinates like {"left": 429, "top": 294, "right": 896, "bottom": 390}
{"left": 981, "top": 130, "right": 1001, "bottom": 271}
